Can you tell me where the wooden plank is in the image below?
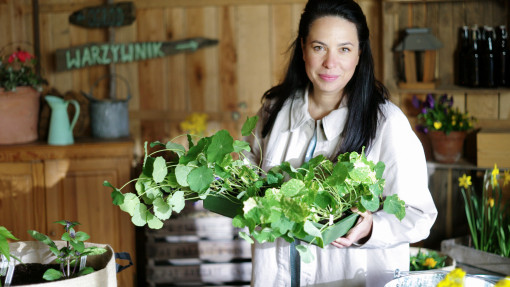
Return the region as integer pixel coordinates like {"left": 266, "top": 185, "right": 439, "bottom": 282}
{"left": 382, "top": 2, "right": 399, "bottom": 92}
{"left": 271, "top": 4, "right": 292, "bottom": 85}
{"left": 70, "top": 25, "right": 91, "bottom": 96}
{"left": 422, "top": 50, "right": 435, "bottom": 83}
{"left": 202, "top": 7, "right": 220, "bottom": 114}
{"left": 466, "top": 93, "right": 499, "bottom": 120}
{"left": 36, "top": 0, "right": 309, "bottom": 13}
{"left": 436, "top": 2, "right": 454, "bottom": 85}
{"left": 50, "top": 13, "right": 73, "bottom": 93}
{"left": 219, "top": 6, "right": 238, "bottom": 113}
{"left": 500, "top": 91, "right": 510, "bottom": 120}
{"left": 115, "top": 13, "right": 139, "bottom": 111}
{"left": 146, "top": 240, "right": 251, "bottom": 261}
{"left": 166, "top": 8, "right": 187, "bottom": 113}
{"left": 237, "top": 6, "right": 271, "bottom": 114}
{"left": 186, "top": 7, "right": 207, "bottom": 112}
{"left": 147, "top": 262, "right": 251, "bottom": 284}
{"left": 359, "top": 0, "right": 383, "bottom": 80}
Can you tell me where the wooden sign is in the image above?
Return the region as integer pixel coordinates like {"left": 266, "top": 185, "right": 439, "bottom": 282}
{"left": 69, "top": 2, "right": 136, "bottom": 28}
{"left": 55, "top": 37, "right": 219, "bottom": 72}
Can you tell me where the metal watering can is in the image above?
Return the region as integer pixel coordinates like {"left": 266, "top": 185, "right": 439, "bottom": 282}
{"left": 45, "top": 95, "right": 80, "bottom": 145}
{"left": 82, "top": 74, "right": 131, "bottom": 139}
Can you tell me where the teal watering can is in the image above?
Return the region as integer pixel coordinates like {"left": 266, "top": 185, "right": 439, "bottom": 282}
{"left": 45, "top": 95, "right": 80, "bottom": 145}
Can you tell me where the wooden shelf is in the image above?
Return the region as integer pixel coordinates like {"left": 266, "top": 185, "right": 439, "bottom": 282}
{"left": 392, "top": 84, "right": 510, "bottom": 95}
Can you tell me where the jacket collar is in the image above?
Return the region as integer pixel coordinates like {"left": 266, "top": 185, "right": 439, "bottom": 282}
{"left": 288, "top": 87, "right": 348, "bottom": 141}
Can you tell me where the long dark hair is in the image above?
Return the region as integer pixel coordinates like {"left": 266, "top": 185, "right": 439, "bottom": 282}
{"left": 261, "top": 0, "right": 388, "bottom": 156}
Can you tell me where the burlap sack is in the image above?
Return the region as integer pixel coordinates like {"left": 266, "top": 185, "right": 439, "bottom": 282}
{"left": 7, "top": 241, "right": 116, "bottom": 287}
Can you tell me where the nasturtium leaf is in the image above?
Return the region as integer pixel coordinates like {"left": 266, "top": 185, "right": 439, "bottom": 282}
{"left": 374, "top": 161, "right": 385, "bottom": 179}
{"left": 232, "top": 215, "right": 247, "bottom": 228}
{"left": 180, "top": 137, "right": 207, "bottom": 164}
{"left": 314, "top": 191, "right": 332, "bottom": 209}
{"left": 361, "top": 194, "right": 380, "bottom": 212}
{"left": 214, "top": 165, "right": 229, "bottom": 179}
{"left": 142, "top": 156, "right": 156, "bottom": 177}
{"left": 147, "top": 212, "right": 164, "bottom": 229}
{"left": 369, "top": 183, "right": 383, "bottom": 197}
{"left": 110, "top": 189, "right": 124, "bottom": 206}
{"left": 149, "top": 141, "right": 165, "bottom": 148}
{"left": 131, "top": 203, "right": 148, "bottom": 227}
{"left": 296, "top": 244, "right": 314, "bottom": 264}
{"left": 326, "top": 162, "right": 348, "bottom": 187}
{"left": 188, "top": 166, "right": 214, "bottom": 192}
{"left": 239, "top": 231, "right": 254, "bottom": 244}
{"left": 383, "top": 194, "right": 406, "bottom": 221}
{"left": 281, "top": 179, "right": 305, "bottom": 197}
{"left": 175, "top": 164, "right": 193, "bottom": 187}
{"left": 207, "top": 130, "right": 234, "bottom": 163}
{"left": 271, "top": 216, "right": 293, "bottom": 234}
{"left": 241, "top": 115, "right": 259, "bottom": 136}
{"left": 43, "top": 269, "right": 63, "bottom": 281}
{"left": 266, "top": 170, "right": 283, "bottom": 186}
{"left": 281, "top": 198, "right": 309, "bottom": 222}
{"left": 153, "top": 197, "right": 172, "bottom": 220}
{"left": 169, "top": 190, "right": 185, "bottom": 213}
{"left": 280, "top": 162, "right": 302, "bottom": 180}
{"left": 304, "top": 220, "right": 323, "bottom": 238}
{"left": 152, "top": 156, "right": 168, "bottom": 183}
{"left": 166, "top": 142, "right": 186, "bottom": 157}
{"left": 142, "top": 186, "right": 163, "bottom": 204}
{"left": 187, "top": 134, "right": 195, "bottom": 148}
{"left": 233, "top": 140, "right": 251, "bottom": 153}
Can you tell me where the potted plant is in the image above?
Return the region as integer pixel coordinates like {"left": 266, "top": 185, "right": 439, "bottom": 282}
{"left": 0, "top": 47, "right": 47, "bottom": 145}
{"left": 0, "top": 221, "right": 118, "bottom": 287}
{"left": 412, "top": 94, "right": 476, "bottom": 163}
{"left": 441, "top": 165, "right": 510, "bottom": 276}
{"left": 105, "top": 116, "right": 406, "bottom": 263}
{"left": 409, "top": 247, "right": 455, "bottom": 272}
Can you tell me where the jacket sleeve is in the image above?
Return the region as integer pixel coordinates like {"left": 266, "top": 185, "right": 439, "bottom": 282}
{"left": 361, "top": 105, "right": 438, "bottom": 249}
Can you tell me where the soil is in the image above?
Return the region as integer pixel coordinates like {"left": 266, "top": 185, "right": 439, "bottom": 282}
{"left": 1, "top": 263, "right": 62, "bottom": 285}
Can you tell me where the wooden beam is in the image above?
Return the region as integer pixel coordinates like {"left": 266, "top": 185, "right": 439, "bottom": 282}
{"left": 32, "top": 0, "right": 308, "bottom": 13}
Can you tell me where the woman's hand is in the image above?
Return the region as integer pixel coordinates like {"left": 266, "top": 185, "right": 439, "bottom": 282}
{"left": 331, "top": 208, "right": 373, "bottom": 248}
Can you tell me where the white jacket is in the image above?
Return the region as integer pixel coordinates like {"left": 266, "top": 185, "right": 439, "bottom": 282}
{"left": 244, "top": 88, "right": 438, "bottom": 287}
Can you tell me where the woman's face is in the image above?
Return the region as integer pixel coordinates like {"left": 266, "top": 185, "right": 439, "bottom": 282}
{"left": 302, "top": 16, "right": 360, "bottom": 98}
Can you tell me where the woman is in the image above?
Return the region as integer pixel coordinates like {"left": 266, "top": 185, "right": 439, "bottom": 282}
{"left": 243, "top": 0, "right": 438, "bottom": 286}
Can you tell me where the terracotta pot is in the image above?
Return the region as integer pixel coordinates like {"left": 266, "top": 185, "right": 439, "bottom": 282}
{"left": 0, "top": 87, "right": 40, "bottom": 144}
{"left": 427, "top": 130, "right": 466, "bottom": 163}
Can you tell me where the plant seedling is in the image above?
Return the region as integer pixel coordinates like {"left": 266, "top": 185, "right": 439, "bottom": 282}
{"left": 28, "top": 220, "right": 106, "bottom": 281}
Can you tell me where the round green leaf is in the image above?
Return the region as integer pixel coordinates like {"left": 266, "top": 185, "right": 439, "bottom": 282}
{"left": 175, "top": 164, "right": 193, "bottom": 187}
{"left": 169, "top": 190, "right": 185, "bottom": 213}
{"left": 43, "top": 268, "right": 63, "bottom": 281}
{"left": 153, "top": 197, "right": 172, "bottom": 220}
{"left": 152, "top": 156, "right": 168, "bottom": 183}
{"left": 120, "top": 193, "right": 140, "bottom": 216}
{"left": 188, "top": 166, "right": 214, "bottom": 192}
{"left": 207, "top": 130, "right": 234, "bottom": 163}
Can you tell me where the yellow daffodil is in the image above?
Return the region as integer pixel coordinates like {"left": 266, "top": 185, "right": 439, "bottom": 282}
{"left": 495, "top": 277, "right": 510, "bottom": 287}
{"left": 423, "top": 257, "right": 437, "bottom": 268}
{"left": 434, "top": 121, "right": 442, "bottom": 130}
{"left": 504, "top": 170, "right": 510, "bottom": 187}
{"left": 459, "top": 122, "right": 464, "bottom": 127}
{"left": 452, "top": 120, "right": 456, "bottom": 126}
{"left": 488, "top": 197, "right": 494, "bottom": 208}
{"left": 437, "top": 268, "right": 466, "bottom": 287}
{"left": 458, "top": 174, "right": 472, "bottom": 189}
{"left": 180, "top": 113, "right": 208, "bottom": 136}
{"left": 492, "top": 164, "right": 500, "bottom": 187}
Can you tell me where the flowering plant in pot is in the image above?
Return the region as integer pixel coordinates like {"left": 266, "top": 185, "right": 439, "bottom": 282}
{"left": 440, "top": 165, "right": 510, "bottom": 276}
{"left": 0, "top": 47, "right": 47, "bottom": 144}
{"left": 104, "top": 116, "right": 406, "bottom": 263}
{"left": 412, "top": 94, "right": 476, "bottom": 163}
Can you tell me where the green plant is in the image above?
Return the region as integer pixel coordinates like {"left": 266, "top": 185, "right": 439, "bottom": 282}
{"left": 104, "top": 116, "right": 406, "bottom": 263}
{"left": 28, "top": 220, "right": 107, "bottom": 281}
{"left": 409, "top": 248, "right": 447, "bottom": 271}
{"left": 0, "top": 227, "right": 21, "bottom": 287}
{"left": 413, "top": 94, "right": 475, "bottom": 135}
{"left": 459, "top": 165, "right": 510, "bottom": 257}
{"left": 0, "top": 48, "right": 46, "bottom": 91}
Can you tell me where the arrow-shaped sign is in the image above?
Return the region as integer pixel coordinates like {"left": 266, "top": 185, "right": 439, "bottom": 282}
{"left": 55, "top": 37, "right": 219, "bottom": 72}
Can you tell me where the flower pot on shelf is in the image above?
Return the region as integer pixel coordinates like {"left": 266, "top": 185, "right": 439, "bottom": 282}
{"left": 0, "top": 87, "right": 40, "bottom": 145}
{"left": 427, "top": 130, "right": 466, "bottom": 164}
{"left": 1, "top": 241, "right": 117, "bottom": 287}
{"left": 409, "top": 247, "right": 456, "bottom": 272}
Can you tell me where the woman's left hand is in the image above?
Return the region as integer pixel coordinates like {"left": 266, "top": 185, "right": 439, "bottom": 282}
{"left": 331, "top": 208, "right": 373, "bottom": 248}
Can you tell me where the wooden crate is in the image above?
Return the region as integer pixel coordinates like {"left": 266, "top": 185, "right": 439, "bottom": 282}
{"left": 146, "top": 240, "right": 251, "bottom": 262}
{"left": 441, "top": 237, "right": 510, "bottom": 276}
{"left": 477, "top": 130, "right": 510, "bottom": 168}
{"left": 146, "top": 262, "right": 252, "bottom": 285}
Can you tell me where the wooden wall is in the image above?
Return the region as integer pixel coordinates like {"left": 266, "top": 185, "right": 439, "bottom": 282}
{"left": 0, "top": 0, "right": 381, "bottom": 160}
{"left": 382, "top": 0, "right": 510, "bottom": 163}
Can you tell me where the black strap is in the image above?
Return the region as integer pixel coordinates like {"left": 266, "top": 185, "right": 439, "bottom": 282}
{"left": 114, "top": 252, "right": 133, "bottom": 273}
{"left": 290, "top": 239, "right": 301, "bottom": 287}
